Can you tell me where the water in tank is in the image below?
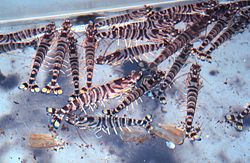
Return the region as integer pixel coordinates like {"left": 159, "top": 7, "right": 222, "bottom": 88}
{"left": 0, "top": 0, "right": 250, "bottom": 162}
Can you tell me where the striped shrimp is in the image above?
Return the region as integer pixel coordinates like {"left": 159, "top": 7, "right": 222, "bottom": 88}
{"left": 95, "top": 5, "right": 152, "bottom": 28}
{"left": 46, "top": 71, "right": 142, "bottom": 129}
{"left": 148, "top": 15, "right": 211, "bottom": 69}
{"left": 233, "top": 0, "right": 250, "bottom": 8}
{"left": 147, "top": 0, "right": 218, "bottom": 21}
{"left": 192, "top": 10, "right": 236, "bottom": 60}
{"left": 19, "top": 22, "right": 56, "bottom": 92}
{"left": 225, "top": 103, "right": 250, "bottom": 131}
{"left": 84, "top": 21, "right": 97, "bottom": 89}
{"left": 42, "top": 20, "right": 72, "bottom": 95}
{"left": 65, "top": 113, "right": 153, "bottom": 136}
{"left": 185, "top": 63, "right": 202, "bottom": 141}
{"left": 0, "top": 39, "right": 38, "bottom": 53}
{"left": 103, "top": 70, "right": 165, "bottom": 116}
{"left": 68, "top": 34, "right": 80, "bottom": 99}
{"left": 95, "top": 27, "right": 175, "bottom": 41}
{"left": 196, "top": 13, "right": 249, "bottom": 62}
{"left": 152, "top": 44, "right": 192, "bottom": 104}
{"left": 0, "top": 25, "right": 47, "bottom": 43}
{"left": 96, "top": 39, "right": 170, "bottom": 66}
{"left": 204, "top": 0, "right": 249, "bottom": 17}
